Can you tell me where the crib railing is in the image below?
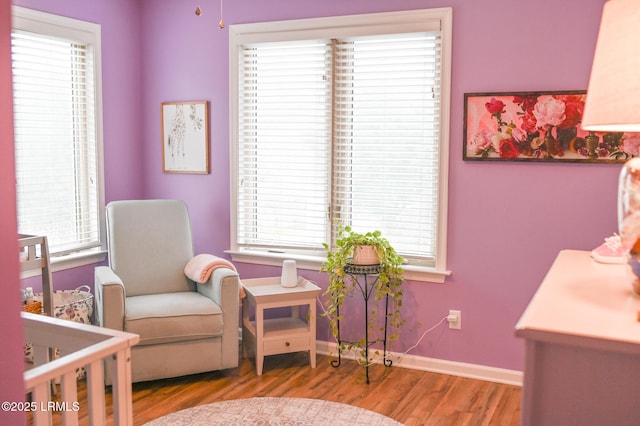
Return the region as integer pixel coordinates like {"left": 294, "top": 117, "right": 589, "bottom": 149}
{"left": 23, "top": 312, "right": 139, "bottom": 425}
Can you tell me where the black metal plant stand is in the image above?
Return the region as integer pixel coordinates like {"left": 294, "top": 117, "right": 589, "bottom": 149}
{"left": 330, "top": 263, "right": 392, "bottom": 384}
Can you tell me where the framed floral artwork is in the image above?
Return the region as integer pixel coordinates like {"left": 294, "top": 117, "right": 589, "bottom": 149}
{"left": 161, "top": 101, "right": 210, "bottom": 174}
{"left": 463, "top": 90, "right": 640, "bottom": 163}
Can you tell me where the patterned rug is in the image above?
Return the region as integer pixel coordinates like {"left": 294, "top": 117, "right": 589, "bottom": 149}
{"left": 144, "top": 397, "right": 403, "bottom": 425}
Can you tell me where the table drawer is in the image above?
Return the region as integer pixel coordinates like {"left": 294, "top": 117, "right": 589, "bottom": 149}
{"left": 263, "top": 335, "right": 310, "bottom": 355}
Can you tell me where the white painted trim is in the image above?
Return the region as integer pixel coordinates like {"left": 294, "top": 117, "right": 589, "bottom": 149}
{"left": 20, "top": 250, "right": 107, "bottom": 279}
{"left": 226, "top": 249, "right": 451, "bottom": 283}
{"left": 316, "top": 340, "right": 523, "bottom": 387}
{"left": 12, "top": 6, "right": 107, "bottom": 261}
{"left": 435, "top": 8, "right": 452, "bottom": 274}
{"left": 230, "top": 8, "right": 449, "bottom": 44}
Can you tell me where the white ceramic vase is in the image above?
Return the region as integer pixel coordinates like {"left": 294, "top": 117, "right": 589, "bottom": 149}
{"left": 280, "top": 260, "right": 298, "bottom": 287}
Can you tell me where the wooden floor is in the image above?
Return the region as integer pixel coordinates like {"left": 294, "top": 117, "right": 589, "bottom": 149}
{"left": 47, "top": 352, "right": 521, "bottom": 426}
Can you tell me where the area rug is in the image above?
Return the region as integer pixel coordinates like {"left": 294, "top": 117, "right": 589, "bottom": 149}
{"left": 144, "top": 396, "right": 403, "bottom": 425}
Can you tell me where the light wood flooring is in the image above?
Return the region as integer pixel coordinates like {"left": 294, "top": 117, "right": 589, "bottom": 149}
{"left": 46, "top": 352, "right": 521, "bottom": 425}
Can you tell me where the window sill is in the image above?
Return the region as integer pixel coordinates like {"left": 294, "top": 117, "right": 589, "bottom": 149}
{"left": 226, "top": 249, "right": 451, "bottom": 284}
{"left": 20, "top": 248, "right": 107, "bottom": 279}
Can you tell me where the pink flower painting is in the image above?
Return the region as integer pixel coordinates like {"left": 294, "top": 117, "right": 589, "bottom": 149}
{"left": 464, "top": 91, "right": 640, "bottom": 163}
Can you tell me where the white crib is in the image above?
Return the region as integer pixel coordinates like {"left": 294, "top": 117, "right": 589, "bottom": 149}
{"left": 19, "top": 234, "right": 139, "bottom": 425}
{"left": 23, "top": 312, "right": 139, "bottom": 425}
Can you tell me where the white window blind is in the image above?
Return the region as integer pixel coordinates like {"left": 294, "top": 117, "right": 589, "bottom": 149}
{"left": 230, "top": 9, "right": 451, "bottom": 279}
{"left": 332, "top": 33, "right": 441, "bottom": 266}
{"left": 237, "top": 41, "right": 332, "bottom": 250}
{"left": 12, "top": 8, "right": 103, "bottom": 257}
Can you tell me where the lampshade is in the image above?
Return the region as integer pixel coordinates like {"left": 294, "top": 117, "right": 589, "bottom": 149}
{"left": 582, "top": 0, "right": 640, "bottom": 132}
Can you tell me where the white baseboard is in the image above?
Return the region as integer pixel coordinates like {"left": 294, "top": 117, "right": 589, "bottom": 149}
{"left": 316, "top": 340, "right": 523, "bottom": 387}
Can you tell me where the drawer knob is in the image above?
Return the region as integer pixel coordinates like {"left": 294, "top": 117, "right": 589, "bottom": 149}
{"left": 285, "top": 341, "right": 290, "bottom": 347}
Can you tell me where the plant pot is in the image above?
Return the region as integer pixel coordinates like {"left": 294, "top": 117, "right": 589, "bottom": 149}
{"left": 353, "top": 245, "right": 380, "bottom": 265}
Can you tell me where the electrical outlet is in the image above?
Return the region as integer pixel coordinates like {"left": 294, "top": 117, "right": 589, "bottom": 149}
{"left": 448, "top": 310, "right": 461, "bottom": 330}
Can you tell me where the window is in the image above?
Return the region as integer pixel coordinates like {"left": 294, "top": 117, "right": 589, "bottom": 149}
{"left": 229, "top": 9, "right": 451, "bottom": 282}
{"left": 12, "top": 6, "right": 105, "bottom": 269}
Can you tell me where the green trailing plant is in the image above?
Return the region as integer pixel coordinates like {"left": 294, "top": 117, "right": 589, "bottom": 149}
{"left": 321, "top": 225, "right": 405, "bottom": 367}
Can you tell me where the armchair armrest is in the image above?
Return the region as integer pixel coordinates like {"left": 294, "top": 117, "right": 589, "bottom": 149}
{"left": 197, "top": 267, "right": 240, "bottom": 369}
{"left": 95, "top": 266, "right": 126, "bottom": 331}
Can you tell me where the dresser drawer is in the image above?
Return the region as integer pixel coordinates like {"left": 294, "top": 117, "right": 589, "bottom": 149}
{"left": 263, "top": 335, "right": 310, "bottom": 355}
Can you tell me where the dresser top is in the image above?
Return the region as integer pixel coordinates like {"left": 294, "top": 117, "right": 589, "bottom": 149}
{"left": 516, "top": 250, "right": 640, "bottom": 354}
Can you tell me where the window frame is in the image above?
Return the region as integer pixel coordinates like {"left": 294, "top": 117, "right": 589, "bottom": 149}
{"left": 12, "top": 6, "right": 106, "bottom": 276}
{"left": 228, "top": 9, "right": 452, "bottom": 283}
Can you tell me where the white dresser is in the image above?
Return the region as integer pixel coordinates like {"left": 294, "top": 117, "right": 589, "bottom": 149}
{"left": 516, "top": 250, "right": 640, "bottom": 426}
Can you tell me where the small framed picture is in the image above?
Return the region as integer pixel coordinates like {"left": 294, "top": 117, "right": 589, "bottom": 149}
{"left": 161, "top": 101, "right": 209, "bottom": 174}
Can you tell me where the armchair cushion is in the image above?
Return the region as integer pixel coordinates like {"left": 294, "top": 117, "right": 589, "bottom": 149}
{"left": 125, "top": 292, "right": 223, "bottom": 346}
{"left": 106, "top": 200, "right": 195, "bottom": 297}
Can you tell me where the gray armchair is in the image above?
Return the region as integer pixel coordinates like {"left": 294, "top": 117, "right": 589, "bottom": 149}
{"left": 94, "top": 199, "right": 239, "bottom": 383}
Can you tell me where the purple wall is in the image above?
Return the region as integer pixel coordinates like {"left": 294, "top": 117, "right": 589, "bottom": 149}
{"left": 1, "top": 0, "right": 615, "bottom": 380}
{"left": 139, "top": 0, "right": 614, "bottom": 371}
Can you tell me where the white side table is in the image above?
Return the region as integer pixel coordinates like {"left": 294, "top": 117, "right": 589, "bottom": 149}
{"left": 241, "top": 276, "right": 321, "bottom": 375}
